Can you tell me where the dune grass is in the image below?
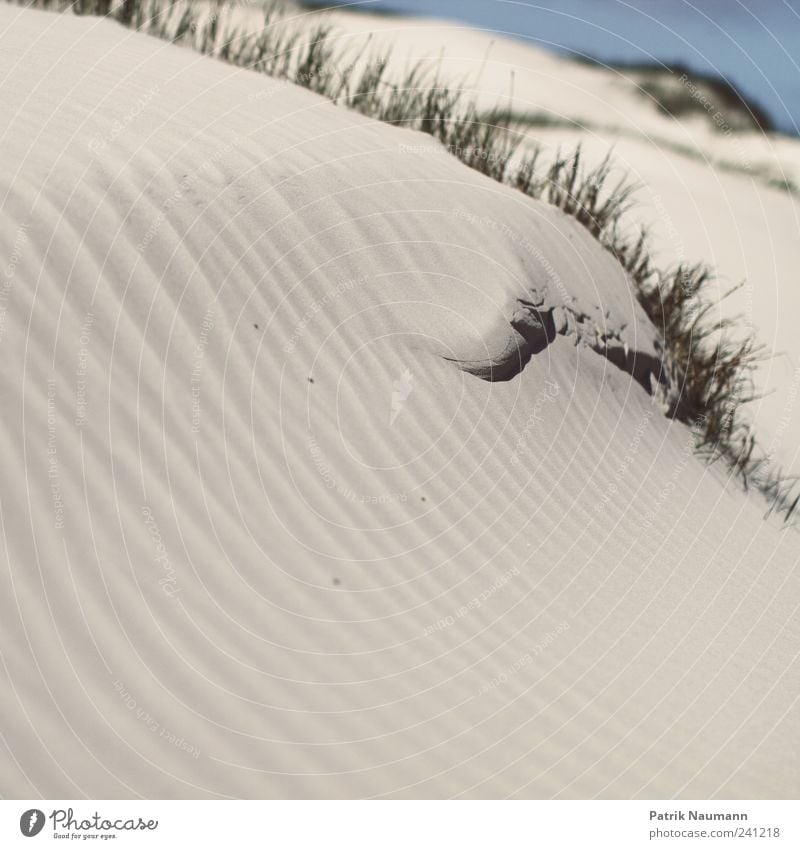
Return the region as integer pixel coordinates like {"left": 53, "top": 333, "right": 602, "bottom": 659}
{"left": 14, "top": 0, "right": 800, "bottom": 520}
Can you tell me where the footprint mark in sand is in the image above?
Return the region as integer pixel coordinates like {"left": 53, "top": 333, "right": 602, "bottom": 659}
{"left": 451, "top": 298, "right": 665, "bottom": 397}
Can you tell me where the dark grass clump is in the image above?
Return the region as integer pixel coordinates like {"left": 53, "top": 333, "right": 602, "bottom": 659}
{"left": 515, "top": 148, "right": 637, "bottom": 238}
{"left": 15, "top": 0, "right": 800, "bottom": 520}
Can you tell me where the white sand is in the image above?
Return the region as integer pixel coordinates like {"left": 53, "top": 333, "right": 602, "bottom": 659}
{"left": 310, "top": 5, "right": 800, "bottom": 478}
{"left": 0, "top": 5, "right": 798, "bottom": 799}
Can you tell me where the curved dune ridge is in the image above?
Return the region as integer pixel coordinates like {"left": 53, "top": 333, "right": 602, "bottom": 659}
{"left": 0, "top": 6, "right": 798, "bottom": 799}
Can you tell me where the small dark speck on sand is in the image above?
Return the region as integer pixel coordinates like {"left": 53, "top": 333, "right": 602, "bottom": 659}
{"left": 421, "top": 496, "right": 427, "bottom": 502}
{"left": 254, "top": 323, "right": 259, "bottom": 329}
{"left": 308, "top": 377, "right": 315, "bottom": 384}
{"left": 332, "top": 577, "right": 341, "bottom": 586}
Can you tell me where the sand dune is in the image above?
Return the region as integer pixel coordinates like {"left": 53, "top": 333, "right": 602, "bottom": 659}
{"left": 304, "top": 3, "right": 800, "bottom": 478}
{"left": 0, "top": 5, "right": 798, "bottom": 799}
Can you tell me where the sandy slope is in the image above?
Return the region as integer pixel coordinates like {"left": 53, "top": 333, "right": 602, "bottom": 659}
{"left": 300, "top": 4, "right": 800, "bottom": 479}
{"left": 105, "top": 0, "right": 800, "bottom": 475}
{"left": 0, "top": 6, "right": 798, "bottom": 799}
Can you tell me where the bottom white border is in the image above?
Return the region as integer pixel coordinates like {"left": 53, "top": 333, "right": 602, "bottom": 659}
{"left": 2, "top": 800, "right": 797, "bottom": 848}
